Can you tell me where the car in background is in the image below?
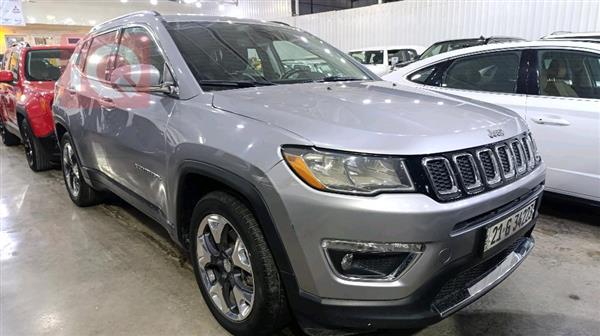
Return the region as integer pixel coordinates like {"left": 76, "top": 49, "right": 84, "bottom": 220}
{"left": 53, "top": 11, "right": 545, "bottom": 336}
{"left": 349, "top": 45, "right": 425, "bottom": 76}
{"left": 384, "top": 40, "right": 600, "bottom": 204}
{"left": 395, "top": 36, "right": 526, "bottom": 68}
{"left": 0, "top": 43, "right": 75, "bottom": 171}
{"left": 542, "top": 31, "right": 600, "bottom": 42}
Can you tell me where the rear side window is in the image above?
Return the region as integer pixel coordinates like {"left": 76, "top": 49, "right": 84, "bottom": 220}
{"left": 25, "top": 49, "right": 74, "bottom": 81}
{"left": 441, "top": 51, "right": 522, "bottom": 93}
{"left": 114, "top": 27, "right": 166, "bottom": 81}
{"left": 8, "top": 51, "right": 20, "bottom": 80}
{"left": 76, "top": 40, "right": 91, "bottom": 70}
{"left": 84, "top": 30, "right": 118, "bottom": 80}
{"left": 408, "top": 63, "right": 444, "bottom": 85}
{"left": 537, "top": 50, "right": 600, "bottom": 99}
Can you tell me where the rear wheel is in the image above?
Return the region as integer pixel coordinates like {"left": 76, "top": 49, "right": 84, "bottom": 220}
{"left": 190, "top": 191, "right": 289, "bottom": 336}
{"left": 0, "top": 119, "right": 20, "bottom": 146}
{"left": 60, "top": 133, "right": 103, "bottom": 207}
{"left": 20, "top": 119, "right": 53, "bottom": 171}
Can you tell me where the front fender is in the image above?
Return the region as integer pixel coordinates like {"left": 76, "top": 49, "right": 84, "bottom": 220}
{"left": 24, "top": 92, "right": 55, "bottom": 138}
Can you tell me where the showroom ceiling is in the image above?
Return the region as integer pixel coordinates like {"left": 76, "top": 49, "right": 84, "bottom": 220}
{"left": 20, "top": 0, "right": 291, "bottom": 26}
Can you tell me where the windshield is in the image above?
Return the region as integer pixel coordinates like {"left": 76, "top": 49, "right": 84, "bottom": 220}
{"left": 348, "top": 50, "right": 384, "bottom": 65}
{"left": 419, "top": 39, "right": 483, "bottom": 60}
{"left": 25, "top": 49, "right": 73, "bottom": 81}
{"left": 167, "top": 21, "right": 371, "bottom": 91}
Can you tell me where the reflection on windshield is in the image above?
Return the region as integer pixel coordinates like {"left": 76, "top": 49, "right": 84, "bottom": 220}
{"left": 167, "top": 21, "right": 371, "bottom": 91}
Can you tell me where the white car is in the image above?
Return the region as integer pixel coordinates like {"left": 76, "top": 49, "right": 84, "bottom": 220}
{"left": 349, "top": 45, "right": 425, "bottom": 76}
{"left": 384, "top": 41, "right": 600, "bottom": 203}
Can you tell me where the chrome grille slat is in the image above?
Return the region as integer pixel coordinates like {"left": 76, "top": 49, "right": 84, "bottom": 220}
{"left": 476, "top": 148, "right": 502, "bottom": 186}
{"left": 511, "top": 140, "right": 527, "bottom": 175}
{"left": 422, "top": 133, "right": 540, "bottom": 201}
{"left": 452, "top": 153, "right": 483, "bottom": 193}
{"left": 495, "top": 144, "right": 516, "bottom": 179}
{"left": 422, "top": 157, "right": 460, "bottom": 200}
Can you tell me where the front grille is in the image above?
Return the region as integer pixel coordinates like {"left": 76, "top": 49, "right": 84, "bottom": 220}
{"left": 422, "top": 133, "right": 540, "bottom": 201}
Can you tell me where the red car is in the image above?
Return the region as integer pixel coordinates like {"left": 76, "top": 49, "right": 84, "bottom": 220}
{"left": 0, "top": 43, "right": 74, "bottom": 171}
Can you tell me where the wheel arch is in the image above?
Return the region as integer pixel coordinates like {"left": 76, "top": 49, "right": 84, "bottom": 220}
{"left": 175, "top": 160, "right": 295, "bottom": 278}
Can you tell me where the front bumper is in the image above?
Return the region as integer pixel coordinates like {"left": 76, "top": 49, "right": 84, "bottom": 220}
{"left": 263, "top": 160, "right": 545, "bottom": 330}
{"left": 291, "top": 235, "right": 535, "bottom": 331}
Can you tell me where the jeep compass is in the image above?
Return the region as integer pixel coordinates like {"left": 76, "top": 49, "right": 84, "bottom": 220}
{"left": 53, "top": 11, "right": 546, "bottom": 335}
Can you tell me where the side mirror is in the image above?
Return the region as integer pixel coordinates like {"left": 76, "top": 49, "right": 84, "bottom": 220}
{"left": 0, "top": 70, "right": 14, "bottom": 83}
{"left": 110, "top": 64, "right": 174, "bottom": 94}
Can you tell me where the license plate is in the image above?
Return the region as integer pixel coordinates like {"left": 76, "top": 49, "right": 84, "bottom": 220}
{"left": 484, "top": 201, "right": 536, "bottom": 252}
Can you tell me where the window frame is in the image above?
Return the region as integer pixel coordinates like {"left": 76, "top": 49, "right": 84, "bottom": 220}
{"left": 408, "top": 48, "right": 531, "bottom": 96}
{"left": 77, "top": 24, "right": 178, "bottom": 92}
{"left": 528, "top": 48, "right": 600, "bottom": 100}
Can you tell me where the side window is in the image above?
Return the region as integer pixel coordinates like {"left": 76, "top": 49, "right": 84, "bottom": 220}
{"left": 8, "top": 51, "right": 20, "bottom": 80}
{"left": 408, "top": 64, "right": 443, "bottom": 85}
{"left": 84, "top": 30, "right": 118, "bottom": 80}
{"left": 537, "top": 50, "right": 600, "bottom": 99}
{"left": 114, "top": 27, "right": 165, "bottom": 81}
{"left": 76, "top": 40, "right": 91, "bottom": 70}
{"left": 441, "top": 51, "right": 521, "bottom": 93}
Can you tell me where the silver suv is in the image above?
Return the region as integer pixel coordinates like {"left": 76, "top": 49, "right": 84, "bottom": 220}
{"left": 53, "top": 11, "right": 546, "bottom": 335}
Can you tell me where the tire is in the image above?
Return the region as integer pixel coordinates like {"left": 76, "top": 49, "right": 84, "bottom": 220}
{"left": 60, "top": 133, "right": 103, "bottom": 207}
{"left": 190, "top": 191, "right": 289, "bottom": 336}
{"left": 0, "top": 118, "right": 20, "bottom": 146}
{"left": 20, "top": 119, "right": 53, "bottom": 171}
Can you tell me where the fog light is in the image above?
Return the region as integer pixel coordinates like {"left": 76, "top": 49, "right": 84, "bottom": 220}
{"left": 322, "top": 239, "right": 424, "bottom": 281}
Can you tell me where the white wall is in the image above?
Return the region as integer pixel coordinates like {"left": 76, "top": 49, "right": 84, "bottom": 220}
{"left": 281, "top": 0, "right": 600, "bottom": 51}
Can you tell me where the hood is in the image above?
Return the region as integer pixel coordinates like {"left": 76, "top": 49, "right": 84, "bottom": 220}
{"left": 212, "top": 81, "right": 528, "bottom": 155}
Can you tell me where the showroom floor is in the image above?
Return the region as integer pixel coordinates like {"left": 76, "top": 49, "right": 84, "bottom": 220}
{"left": 1, "top": 144, "right": 599, "bottom": 336}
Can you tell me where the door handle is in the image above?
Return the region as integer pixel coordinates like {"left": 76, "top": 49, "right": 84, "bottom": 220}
{"left": 531, "top": 115, "right": 571, "bottom": 126}
{"left": 66, "top": 87, "right": 77, "bottom": 95}
{"left": 98, "top": 97, "right": 115, "bottom": 111}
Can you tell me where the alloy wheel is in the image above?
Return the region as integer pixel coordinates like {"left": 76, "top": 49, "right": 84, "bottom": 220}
{"left": 196, "top": 214, "right": 255, "bottom": 322}
{"left": 62, "top": 142, "right": 81, "bottom": 198}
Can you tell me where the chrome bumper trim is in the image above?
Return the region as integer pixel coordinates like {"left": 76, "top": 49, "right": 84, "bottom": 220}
{"left": 437, "top": 236, "right": 535, "bottom": 317}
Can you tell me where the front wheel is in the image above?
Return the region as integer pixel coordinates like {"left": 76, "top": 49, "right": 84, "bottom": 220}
{"left": 60, "top": 133, "right": 103, "bottom": 207}
{"left": 190, "top": 191, "right": 289, "bottom": 336}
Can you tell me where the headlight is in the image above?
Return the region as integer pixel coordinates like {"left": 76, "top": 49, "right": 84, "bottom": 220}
{"left": 282, "top": 147, "right": 414, "bottom": 195}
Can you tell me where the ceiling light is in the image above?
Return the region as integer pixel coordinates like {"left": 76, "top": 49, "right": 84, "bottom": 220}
{"left": 120, "top": 0, "right": 128, "bottom": 3}
{"left": 195, "top": 2, "right": 202, "bottom": 8}
{"left": 88, "top": 20, "right": 97, "bottom": 25}
{"left": 183, "top": 0, "right": 197, "bottom": 3}
{"left": 150, "top": 0, "right": 158, "bottom": 5}
{"left": 218, "top": 4, "right": 225, "bottom": 11}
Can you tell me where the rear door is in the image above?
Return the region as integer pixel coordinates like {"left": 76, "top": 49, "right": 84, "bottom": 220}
{"left": 98, "top": 26, "right": 172, "bottom": 213}
{"left": 525, "top": 48, "right": 600, "bottom": 201}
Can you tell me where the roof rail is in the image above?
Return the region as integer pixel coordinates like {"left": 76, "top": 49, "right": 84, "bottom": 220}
{"left": 270, "top": 21, "right": 290, "bottom": 26}
{"left": 91, "top": 10, "right": 161, "bottom": 31}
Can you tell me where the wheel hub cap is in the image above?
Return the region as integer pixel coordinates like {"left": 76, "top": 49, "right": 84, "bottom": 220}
{"left": 196, "top": 214, "right": 255, "bottom": 321}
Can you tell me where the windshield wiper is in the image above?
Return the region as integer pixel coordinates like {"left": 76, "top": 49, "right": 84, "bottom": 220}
{"left": 319, "top": 76, "right": 365, "bottom": 82}
{"left": 198, "top": 80, "right": 275, "bottom": 88}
